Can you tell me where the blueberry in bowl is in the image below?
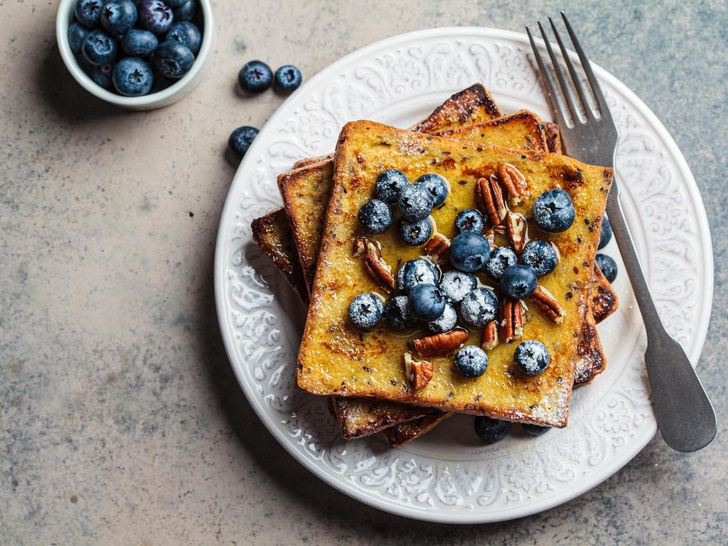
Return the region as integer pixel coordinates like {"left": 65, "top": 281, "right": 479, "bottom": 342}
{"left": 57, "top": 0, "right": 214, "bottom": 109}
{"left": 165, "top": 21, "right": 202, "bottom": 54}
{"left": 154, "top": 40, "right": 195, "bottom": 79}
{"left": 113, "top": 57, "right": 154, "bottom": 96}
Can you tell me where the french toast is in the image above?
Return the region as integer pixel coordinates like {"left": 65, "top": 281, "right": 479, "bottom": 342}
{"left": 279, "top": 113, "right": 614, "bottom": 386}
{"left": 330, "top": 397, "right": 441, "bottom": 439}
{"left": 296, "top": 121, "right": 613, "bottom": 427}
{"left": 251, "top": 209, "right": 310, "bottom": 305}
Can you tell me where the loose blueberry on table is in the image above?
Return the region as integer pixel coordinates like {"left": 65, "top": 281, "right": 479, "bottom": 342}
{"left": 522, "top": 423, "right": 550, "bottom": 436}
{"left": 238, "top": 60, "right": 273, "bottom": 93}
{"left": 274, "top": 65, "right": 303, "bottom": 93}
{"left": 227, "top": 126, "right": 259, "bottom": 159}
{"left": 598, "top": 215, "right": 612, "bottom": 249}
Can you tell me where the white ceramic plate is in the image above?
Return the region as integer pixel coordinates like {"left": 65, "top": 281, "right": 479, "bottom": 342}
{"left": 214, "top": 28, "right": 713, "bottom": 523}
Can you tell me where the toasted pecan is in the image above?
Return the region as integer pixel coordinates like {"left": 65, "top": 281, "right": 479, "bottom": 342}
{"left": 529, "top": 286, "right": 565, "bottom": 324}
{"left": 355, "top": 237, "right": 395, "bottom": 293}
{"left": 412, "top": 329, "right": 469, "bottom": 358}
{"left": 481, "top": 320, "right": 499, "bottom": 351}
{"left": 475, "top": 175, "right": 507, "bottom": 226}
{"left": 497, "top": 163, "right": 529, "bottom": 206}
{"left": 424, "top": 234, "right": 450, "bottom": 265}
{"left": 505, "top": 211, "right": 527, "bottom": 255}
{"left": 403, "top": 352, "right": 434, "bottom": 390}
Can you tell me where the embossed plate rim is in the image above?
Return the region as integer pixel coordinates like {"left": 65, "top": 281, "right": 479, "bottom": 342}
{"left": 214, "top": 27, "right": 713, "bottom": 523}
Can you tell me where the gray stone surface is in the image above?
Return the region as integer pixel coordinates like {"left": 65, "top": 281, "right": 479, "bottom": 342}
{"left": 1, "top": 0, "right": 726, "bottom": 544}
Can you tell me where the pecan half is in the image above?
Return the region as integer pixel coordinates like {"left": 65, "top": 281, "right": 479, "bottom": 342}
{"left": 425, "top": 234, "right": 450, "bottom": 265}
{"left": 403, "top": 351, "right": 434, "bottom": 390}
{"left": 497, "top": 163, "right": 529, "bottom": 206}
{"left": 484, "top": 228, "right": 497, "bottom": 249}
{"left": 499, "top": 298, "right": 525, "bottom": 343}
{"left": 529, "top": 286, "right": 565, "bottom": 324}
{"left": 355, "top": 237, "right": 395, "bottom": 293}
{"left": 481, "top": 320, "right": 499, "bottom": 351}
{"left": 412, "top": 329, "right": 469, "bottom": 358}
{"left": 475, "top": 175, "right": 507, "bottom": 226}
{"left": 505, "top": 211, "right": 527, "bottom": 255}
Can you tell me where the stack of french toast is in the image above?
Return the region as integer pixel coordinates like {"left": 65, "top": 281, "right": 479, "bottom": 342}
{"left": 251, "top": 84, "right": 618, "bottom": 447}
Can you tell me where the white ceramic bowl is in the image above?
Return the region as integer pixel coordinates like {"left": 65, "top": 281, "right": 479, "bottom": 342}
{"left": 56, "top": 0, "right": 214, "bottom": 110}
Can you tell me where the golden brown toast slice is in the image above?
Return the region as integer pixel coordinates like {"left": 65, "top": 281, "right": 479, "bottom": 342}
{"left": 297, "top": 121, "right": 613, "bottom": 427}
{"left": 331, "top": 397, "right": 441, "bottom": 439}
{"left": 382, "top": 412, "right": 455, "bottom": 447}
{"left": 251, "top": 209, "right": 310, "bottom": 305}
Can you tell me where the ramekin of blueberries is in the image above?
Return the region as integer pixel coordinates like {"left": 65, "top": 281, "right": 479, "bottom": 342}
{"left": 56, "top": 0, "right": 214, "bottom": 109}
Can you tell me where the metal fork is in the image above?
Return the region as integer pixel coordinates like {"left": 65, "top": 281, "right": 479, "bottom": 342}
{"left": 526, "top": 13, "right": 716, "bottom": 452}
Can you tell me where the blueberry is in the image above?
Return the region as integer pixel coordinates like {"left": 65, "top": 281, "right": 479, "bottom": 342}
{"left": 112, "top": 57, "right": 153, "bottom": 96}
{"left": 449, "top": 232, "right": 490, "bottom": 273}
{"left": 383, "top": 295, "right": 418, "bottom": 331}
{"left": 348, "top": 293, "right": 383, "bottom": 331}
{"left": 484, "top": 246, "right": 518, "bottom": 281}
{"left": 82, "top": 30, "right": 118, "bottom": 66}
{"left": 238, "top": 60, "right": 273, "bottom": 93}
{"left": 163, "top": 0, "right": 188, "bottom": 7}
{"left": 522, "top": 423, "right": 550, "bottom": 437}
{"left": 397, "top": 184, "right": 433, "bottom": 222}
{"left": 408, "top": 283, "right": 446, "bottom": 321}
{"left": 514, "top": 340, "right": 550, "bottom": 376}
{"left": 165, "top": 21, "right": 201, "bottom": 54}
{"left": 100, "top": 0, "right": 137, "bottom": 36}
{"left": 228, "top": 126, "right": 259, "bottom": 159}
{"left": 154, "top": 40, "right": 194, "bottom": 79}
{"left": 598, "top": 215, "right": 612, "bottom": 249}
{"left": 460, "top": 288, "right": 498, "bottom": 328}
{"left": 500, "top": 265, "right": 537, "bottom": 299}
{"left": 172, "top": 0, "right": 196, "bottom": 22}
{"left": 474, "top": 416, "right": 510, "bottom": 445}
{"left": 358, "top": 199, "right": 392, "bottom": 235}
{"left": 427, "top": 303, "right": 457, "bottom": 334}
{"left": 454, "top": 208, "right": 484, "bottom": 234}
{"left": 398, "top": 217, "right": 432, "bottom": 246}
{"left": 121, "top": 29, "right": 158, "bottom": 57}
{"left": 75, "top": 0, "right": 106, "bottom": 29}
{"left": 375, "top": 169, "right": 408, "bottom": 203}
{"left": 396, "top": 259, "right": 438, "bottom": 294}
{"left": 68, "top": 22, "right": 90, "bottom": 55}
{"left": 91, "top": 62, "right": 114, "bottom": 88}
{"left": 521, "top": 240, "right": 558, "bottom": 277}
{"left": 414, "top": 173, "right": 448, "bottom": 207}
{"left": 137, "top": 0, "right": 174, "bottom": 35}
{"left": 533, "top": 189, "right": 575, "bottom": 233}
{"left": 454, "top": 346, "right": 488, "bottom": 378}
{"left": 438, "top": 270, "right": 476, "bottom": 303}
{"left": 274, "top": 65, "right": 303, "bottom": 93}
{"left": 595, "top": 253, "right": 618, "bottom": 283}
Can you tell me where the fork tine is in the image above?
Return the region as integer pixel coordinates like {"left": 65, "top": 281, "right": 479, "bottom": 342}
{"left": 549, "top": 17, "right": 594, "bottom": 120}
{"left": 561, "top": 12, "right": 610, "bottom": 115}
{"left": 537, "top": 20, "right": 581, "bottom": 126}
{"left": 526, "top": 25, "right": 568, "bottom": 129}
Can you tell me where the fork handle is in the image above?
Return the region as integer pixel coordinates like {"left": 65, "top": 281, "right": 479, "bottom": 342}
{"left": 606, "top": 181, "right": 716, "bottom": 452}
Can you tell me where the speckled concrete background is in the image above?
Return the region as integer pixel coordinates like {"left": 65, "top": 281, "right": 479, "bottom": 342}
{"left": 1, "top": 0, "right": 726, "bottom": 544}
